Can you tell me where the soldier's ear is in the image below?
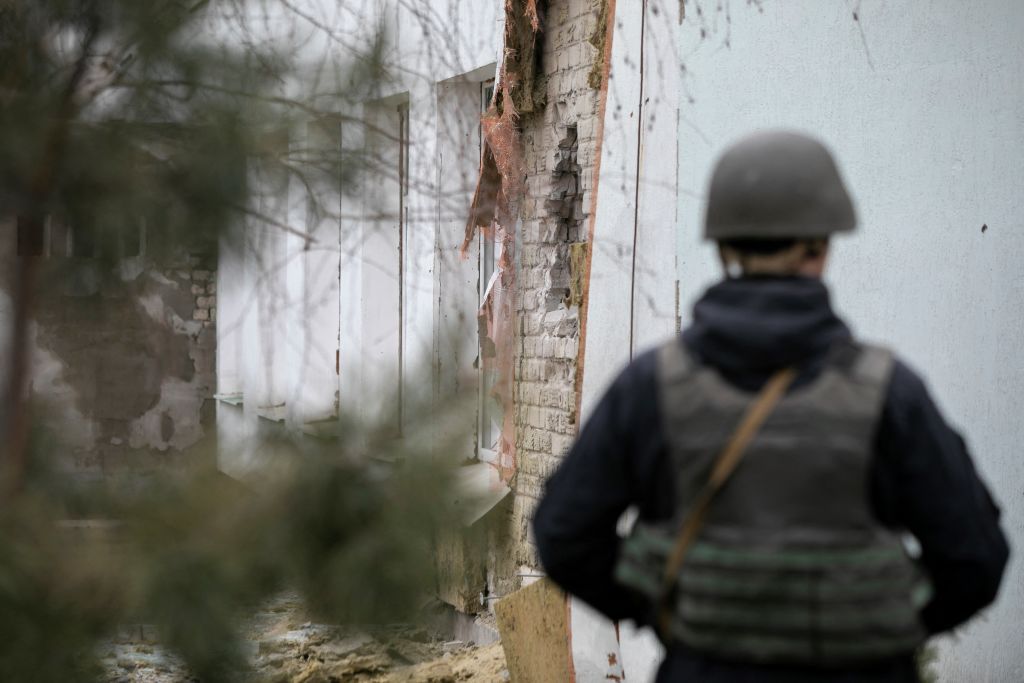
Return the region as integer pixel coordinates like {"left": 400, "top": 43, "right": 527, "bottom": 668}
{"left": 803, "top": 239, "right": 828, "bottom": 258}
{"left": 796, "top": 239, "right": 830, "bottom": 278}
{"left": 718, "top": 245, "right": 743, "bottom": 278}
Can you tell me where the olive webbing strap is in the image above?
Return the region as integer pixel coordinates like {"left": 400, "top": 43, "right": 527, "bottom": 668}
{"left": 656, "top": 365, "right": 798, "bottom": 639}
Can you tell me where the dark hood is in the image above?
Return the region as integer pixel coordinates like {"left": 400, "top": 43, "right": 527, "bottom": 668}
{"left": 682, "top": 276, "right": 852, "bottom": 389}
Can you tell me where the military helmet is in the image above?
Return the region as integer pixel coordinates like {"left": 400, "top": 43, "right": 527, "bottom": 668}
{"left": 704, "top": 130, "right": 856, "bottom": 241}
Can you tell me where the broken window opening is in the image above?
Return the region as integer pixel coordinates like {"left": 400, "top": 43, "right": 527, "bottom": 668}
{"left": 14, "top": 214, "right": 78, "bottom": 259}
{"left": 16, "top": 215, "right": 45, "bottom": 257}
{"left": 120, "top": 217, "right": 145, "bottom": 259}
{"left": 461, "top": 0, "right": 541, "bottom": 481}
{"left": 477, "top": 78, "right": 502, "bottom": 464}
{"left": 67, "top": 214, "right": 145, "bottom": 261}
{"left": 49, "top": 216, "right": 70, "bottom": 259}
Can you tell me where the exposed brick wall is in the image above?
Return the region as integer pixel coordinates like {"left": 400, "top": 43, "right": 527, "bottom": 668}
{"left": 191, "top": 268, "right": 218, "bottom": 325}
{"left": 506, "top": 0, "right": 603, "bottom": 575}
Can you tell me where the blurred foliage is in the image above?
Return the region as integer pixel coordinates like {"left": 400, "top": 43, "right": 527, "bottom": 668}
{"left": 0, "top": 1, "right": 469, "bottom": 681}
{"left": 0, "top": 0, "right": 377, "bottom": 264}
{"left": 0, "top": 399, "right": 468, "bottom": 682}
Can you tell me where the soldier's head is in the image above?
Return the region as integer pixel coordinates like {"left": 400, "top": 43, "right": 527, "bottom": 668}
{"left": 703, "top": 130, "right": 856, "bottom": 279}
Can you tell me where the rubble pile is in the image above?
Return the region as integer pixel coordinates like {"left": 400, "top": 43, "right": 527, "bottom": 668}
{"left": 101, "top": 595, "right": 509, "bottom": 683}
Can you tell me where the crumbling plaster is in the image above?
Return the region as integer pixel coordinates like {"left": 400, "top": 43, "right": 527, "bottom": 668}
{"left": 507, "top": 0, "right": 603, "bottom": 577}
{"left": 0, "top": 220, "right": 218, "bottom": 474}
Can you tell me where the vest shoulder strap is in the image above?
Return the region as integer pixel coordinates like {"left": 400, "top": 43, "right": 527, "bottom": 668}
{"left": 656, "top": 339, "right": 895, "bottom": 432}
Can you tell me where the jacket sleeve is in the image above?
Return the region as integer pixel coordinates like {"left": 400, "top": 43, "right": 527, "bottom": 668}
{"left": 871, "top": 360, "right": 1010, "bottom": 634}
{"left": 532, "top": 352, "right": 665, "bottom": 623}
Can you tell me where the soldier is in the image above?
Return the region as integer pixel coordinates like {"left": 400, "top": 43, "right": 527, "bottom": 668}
{"left": 533, "top": 131, "right": 1009, "bottom": 682}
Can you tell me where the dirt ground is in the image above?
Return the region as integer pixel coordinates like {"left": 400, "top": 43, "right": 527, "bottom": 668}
{"left": 100, "top": 594, "right": 509, "bottom": 682}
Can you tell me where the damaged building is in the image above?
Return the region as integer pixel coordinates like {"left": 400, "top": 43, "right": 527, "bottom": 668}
{"left": 214, "top": 0, "right": 1024, "bottom": 678}
{"left": 4, "top": 1, "right": 1023, "bottom": 681}
{"left": 212, "top": 0, "right": 674, "bottom": 677}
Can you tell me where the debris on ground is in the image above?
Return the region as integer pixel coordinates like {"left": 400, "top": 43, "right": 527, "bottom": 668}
{"left": 101, "top": 594, "right": 509, "bottom": 682}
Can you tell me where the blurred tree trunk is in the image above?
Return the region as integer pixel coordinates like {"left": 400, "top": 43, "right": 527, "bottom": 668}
{"left": 2, "top": 13, "right": 99, "bottom": 496}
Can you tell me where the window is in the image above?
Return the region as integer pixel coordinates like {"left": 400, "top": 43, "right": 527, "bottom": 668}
{"left": 360, "top": 96, "right": 409, "bottom": 436}
{"left": 16, "top": 214, "right": 142, "bottom": 260}
{"left": 16, "top": 215, "right": 44, "bottom": 257}
{"left": 477, "top": 78, "right": 500, "bottom": 463}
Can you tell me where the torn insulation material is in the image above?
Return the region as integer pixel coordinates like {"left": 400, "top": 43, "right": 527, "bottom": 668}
{"left": 525, "top": 0, "right": 541, "bottom": 31}
{"left": 588, "top": 0, "right": 611, "bottom": 89}
{"left": 463, "top": 0, "right": 545, "bottom": 483}
{"left": 477, "top": 232, "right": 517, "bottom": 480}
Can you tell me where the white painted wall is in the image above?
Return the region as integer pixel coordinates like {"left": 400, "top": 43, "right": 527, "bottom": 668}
{"left": 579, "top": 0, "right": 679, "bottom": 679}
{"left": 340, "top": 3, "right": 501, "bottom": 439}
{"left": 216, "top": 1, "right": 501, "bottom": 458}
{"left": 435, "top": 72, "right": 494, "bottom": 457}
{"left": 671, "top": 2, "right": 1024, "bottom": 680}
{"left": 582, "top": 0, "right": 681, "bottom": 419}
{"left": 581, "top": 1, "right": 1024, "bottom": 680}
{"left": 292, "top": 118, "right": 344, "bottom": 424}
{"left": 360, "top": 98, "right": 405, "bottom": 431}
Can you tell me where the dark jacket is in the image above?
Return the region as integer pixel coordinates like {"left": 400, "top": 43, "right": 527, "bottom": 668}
{"left": 533, "top": 276, "right": 1009, "bottom": 683}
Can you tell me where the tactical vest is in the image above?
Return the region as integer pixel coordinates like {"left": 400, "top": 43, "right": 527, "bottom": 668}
{"left": 615, "top": 339, "right": 931, "bottom": 666}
